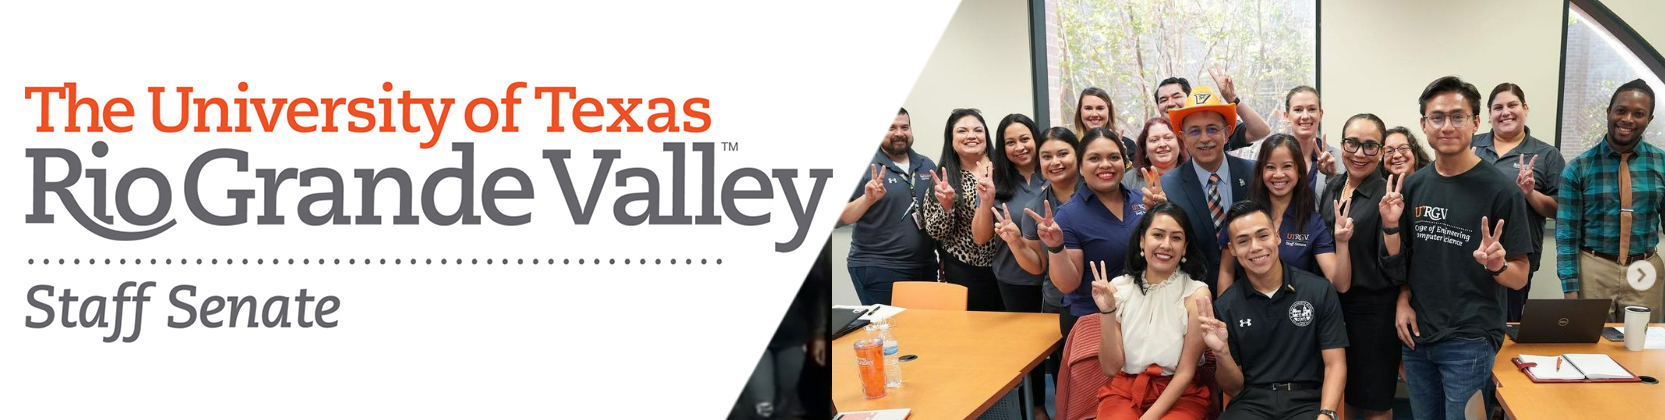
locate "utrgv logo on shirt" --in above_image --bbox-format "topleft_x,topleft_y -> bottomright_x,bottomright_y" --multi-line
1289,301 -> 1314,327
1414,205 -> 1448,222
1284,232 -> 1310,246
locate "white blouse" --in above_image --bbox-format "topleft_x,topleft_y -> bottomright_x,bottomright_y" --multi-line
1110,271 -> 1207,375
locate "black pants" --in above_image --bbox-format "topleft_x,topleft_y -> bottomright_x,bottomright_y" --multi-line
1218,387 -> 1320,420
943,256 -> 1002,311
999,282 -> 1048,408
1043,302 -> 1066,409
1506,270 -> 1536,322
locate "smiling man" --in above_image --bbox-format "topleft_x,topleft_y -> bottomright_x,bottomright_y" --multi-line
1557,79 -> 1663,322
1201,200 -> 1347,420
1151,86 -> 1256,293
1380,76 -> 1532,420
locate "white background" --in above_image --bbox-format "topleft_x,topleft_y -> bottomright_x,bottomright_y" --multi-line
0,1 -> 959,418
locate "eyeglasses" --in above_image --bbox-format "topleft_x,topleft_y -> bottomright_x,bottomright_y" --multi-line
1423,114 -> 1473,127
1185,125 -> 1224,139
1382,145 -> 1415,156
1341,138 -> 1382,156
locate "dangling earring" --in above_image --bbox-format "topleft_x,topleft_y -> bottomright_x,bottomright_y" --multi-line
1138,251 -> 1144,258
1181,257 -> 1187,263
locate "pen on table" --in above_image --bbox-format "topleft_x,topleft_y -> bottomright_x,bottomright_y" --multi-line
1556,357 -> 1562,372
863,305 -> 880,318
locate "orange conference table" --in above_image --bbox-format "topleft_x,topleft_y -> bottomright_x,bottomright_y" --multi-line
1493,323 -> 1665,420
833,309 -> 1061,420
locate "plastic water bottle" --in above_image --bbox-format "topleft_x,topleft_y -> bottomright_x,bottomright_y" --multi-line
878,320 -> 903,387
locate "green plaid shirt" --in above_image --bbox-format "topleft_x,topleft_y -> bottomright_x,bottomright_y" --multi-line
1557,138 -> 1665,292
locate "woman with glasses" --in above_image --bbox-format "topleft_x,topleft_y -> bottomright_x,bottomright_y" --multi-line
1215,133 -> 1353,294
1074,87 -> 1139,160
1381,126 -> 1432,178
1470,83 -> 1566,321
1029,128 -> 1145,343
923,108 -> 1002,311
1320,114 -> 1397,420
1125,117 -> 1187,191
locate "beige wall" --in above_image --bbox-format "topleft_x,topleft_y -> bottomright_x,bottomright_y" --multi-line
1319,0 -> 1562,148
1603,0 -> 1665,54
833,0 -> 1035,306
835,0 -> 1661,306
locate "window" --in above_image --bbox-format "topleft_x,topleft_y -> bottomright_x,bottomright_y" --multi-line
1041,0 -> 1317,136
1557,0 -> 1665,161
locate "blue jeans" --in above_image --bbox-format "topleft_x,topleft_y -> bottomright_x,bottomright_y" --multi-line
848,265 -> 935,306
1401,337 -> 1495,420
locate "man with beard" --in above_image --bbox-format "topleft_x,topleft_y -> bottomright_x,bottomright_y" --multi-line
1152,68 -> 1273,152
1148,86 -> 1256,293
840,108 -> 940,305
1558,79 -> 1663,321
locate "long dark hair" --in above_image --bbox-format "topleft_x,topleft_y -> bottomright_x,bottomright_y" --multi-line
1125,202 -> 1208,294
1249,134 -> 1316,228
993,113 -> 1040,202
939,108 -> 990,195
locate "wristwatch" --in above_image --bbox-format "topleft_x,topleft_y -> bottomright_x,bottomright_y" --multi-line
1318,409 -> 1338,420
1230,97 -> 1241,105
1046,243 -> 1065,254
1382,225 -> 1401,235
1487,261 -> 1508,276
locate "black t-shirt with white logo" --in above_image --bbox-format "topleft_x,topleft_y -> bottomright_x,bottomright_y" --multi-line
1381,162 -> 1532,350
1216,266 -> 1348,385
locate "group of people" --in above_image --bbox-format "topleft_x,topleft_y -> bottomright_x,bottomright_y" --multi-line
841,71 -> 1661,420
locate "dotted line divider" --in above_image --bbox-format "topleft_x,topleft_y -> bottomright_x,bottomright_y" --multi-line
26,258 -> 721,266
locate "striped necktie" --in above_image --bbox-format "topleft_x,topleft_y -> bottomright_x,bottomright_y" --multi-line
1207,173 -> 1224,230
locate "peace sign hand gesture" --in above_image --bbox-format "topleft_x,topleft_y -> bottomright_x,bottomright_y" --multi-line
1515,154 -> 1539,196
1089,260 -> 1118,314
991,203 -> 1024,245
1208,66 -> 1238,103
929,168 -> 956,212
1140,167 -> 1168,209
1194,293 -> 1229,355
1473,216 -> 1508,272
1317,135 -> 1339,176
975,164 -> 995,206
1380,174 -> 1406,228
862,164 -> 887,203
1332,199 -> 1355,244
1023,201 -> 1063,249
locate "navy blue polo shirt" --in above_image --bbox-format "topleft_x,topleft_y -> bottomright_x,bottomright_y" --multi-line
1218,206 -> 1335,274
1055,186 -> 1146,316
847,149 -> 938,270
1216,266 -> 1349,385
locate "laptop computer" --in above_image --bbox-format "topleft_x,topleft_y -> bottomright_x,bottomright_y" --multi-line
1505,298 -> 1613,343
831,306 -> 873,340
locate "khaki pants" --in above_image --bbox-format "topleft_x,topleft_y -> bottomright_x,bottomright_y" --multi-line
1579,251 -> 1665,322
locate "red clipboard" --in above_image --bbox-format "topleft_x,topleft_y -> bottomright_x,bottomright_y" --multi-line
1511,357 -> 1642,383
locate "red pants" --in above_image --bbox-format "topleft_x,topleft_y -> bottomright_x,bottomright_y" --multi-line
1096,365 -> 1214,420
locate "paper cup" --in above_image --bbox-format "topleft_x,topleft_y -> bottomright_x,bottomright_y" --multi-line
1624,306 -> 1651,351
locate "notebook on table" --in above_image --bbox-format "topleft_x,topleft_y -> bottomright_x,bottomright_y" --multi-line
1511,353 -> 1641,383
